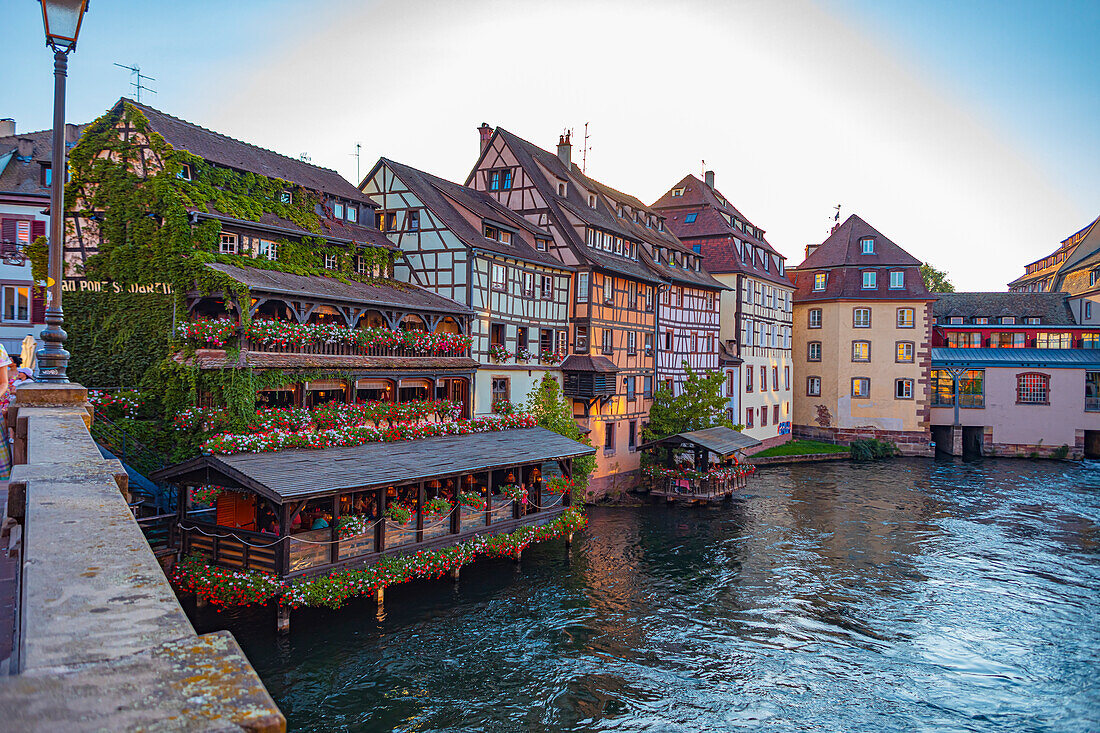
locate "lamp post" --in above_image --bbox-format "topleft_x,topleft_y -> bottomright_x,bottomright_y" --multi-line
36,0 -> 88,383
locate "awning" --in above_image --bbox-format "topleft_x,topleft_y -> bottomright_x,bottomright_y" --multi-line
152,426 -> 595,504
637,426 -> 761,457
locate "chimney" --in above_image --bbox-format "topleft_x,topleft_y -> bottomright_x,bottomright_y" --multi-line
805,244 -> 820,259
704,170 -> 714,188
478,122 -> 492,154
557,131 -> 571,168
16,138 -> 33,160
0,119 -> 13,138
65,123 -> 79,145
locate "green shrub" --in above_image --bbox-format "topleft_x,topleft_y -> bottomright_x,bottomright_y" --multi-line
1052,445 -> 1070,460
849,438 -> 898,461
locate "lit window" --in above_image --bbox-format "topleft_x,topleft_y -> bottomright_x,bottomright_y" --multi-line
852,341 -> 870,362
860,237 -> 874,254
684,213 -> 698,224
890,271 -> 904,289
1024,317 -> 1040,325
814,272 -> 826,291
219,232 -> 238,255
852,377 -> 870,398
896,342 -> 914,362
1016,373 -> 1049,404
974,317 -> 989,324
949,316 -> 963,325
502,169 -> 512,189
895,379 -> 913,399
854,308 -> 871,328
897,308 -> 915,328
489,171 -> 500,191
1,285 -> 30,322
862,271 -> 877,289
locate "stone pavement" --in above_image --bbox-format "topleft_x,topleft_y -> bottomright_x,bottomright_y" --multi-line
0,482 -> 16,670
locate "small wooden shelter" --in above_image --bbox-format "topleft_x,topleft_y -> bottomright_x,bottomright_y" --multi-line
638,426 -> 761,503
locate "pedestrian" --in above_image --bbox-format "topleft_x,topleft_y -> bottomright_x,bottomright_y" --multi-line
0,345 -> 14,479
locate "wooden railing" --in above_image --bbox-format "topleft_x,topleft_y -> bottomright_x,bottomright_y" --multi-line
180,521 -> 279,573
655,474 -> 748,499
243,338 -> 470,359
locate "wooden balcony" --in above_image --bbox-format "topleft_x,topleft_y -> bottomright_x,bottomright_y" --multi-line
243,338 -> 470,359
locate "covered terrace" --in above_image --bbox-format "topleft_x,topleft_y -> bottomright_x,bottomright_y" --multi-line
638,426 -> 760,502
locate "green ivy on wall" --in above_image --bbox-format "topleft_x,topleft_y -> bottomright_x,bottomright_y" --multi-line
64,290 -> 173,390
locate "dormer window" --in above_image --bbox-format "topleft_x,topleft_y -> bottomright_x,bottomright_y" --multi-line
974,317 -> 989,324
862,271 -> 877,289
257,240 -> 277,261
684,213 -> 698,224
860,237 -> 875,254
279,190 -> 292,204
324,253 -> 336,269
890,271 -> 904,289
219,233 -> 238,255
948,317 -> 963,325
588,194 -> 597,208
357,256 -> 368,275
658,220 -> 664,232
813,272 -> 826,291
558,182 -> 567,197
1001,316 -> 1016,325
334,202 -> 345,219
177,164 -> 192,181
536,238 -> 548,251
347,205 -> 357,223
617,206 -> 624,217
407,210 -> 420,231
672,188 -> 684,197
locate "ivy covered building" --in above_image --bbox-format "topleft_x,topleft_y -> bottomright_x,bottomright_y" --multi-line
63,98 -> 477,416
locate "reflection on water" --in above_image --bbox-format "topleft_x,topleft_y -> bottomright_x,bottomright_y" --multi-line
192,459 -> 1100,732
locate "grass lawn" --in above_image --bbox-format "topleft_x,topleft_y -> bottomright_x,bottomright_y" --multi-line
751,439 -> 849,458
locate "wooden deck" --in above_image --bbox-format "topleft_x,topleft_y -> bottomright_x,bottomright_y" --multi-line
647,475 -> 748,503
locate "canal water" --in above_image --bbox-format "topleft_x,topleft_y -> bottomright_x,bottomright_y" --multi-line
193,459 -> 1100,732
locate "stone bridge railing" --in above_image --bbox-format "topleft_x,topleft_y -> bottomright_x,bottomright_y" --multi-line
0,383 -> 284,732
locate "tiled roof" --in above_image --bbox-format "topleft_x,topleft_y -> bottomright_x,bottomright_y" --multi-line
375,158 -> 566,269
791,263 -> 930,302
798,214 -> 922,269
205,262 -> 470,314
560,354 -> 618,373
638,247 -> 727,290
118,99 -> 371,204
932,292 -> 1074,324
192,208 -> 396,251
1052,215 -> 1100,275
180,349 -> 478,371
0,124 -> 88,196
932,347 -> 1100,369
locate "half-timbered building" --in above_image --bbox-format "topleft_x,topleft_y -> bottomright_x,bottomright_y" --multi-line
466,126 -> 664,495
653,172 -> 794,450
65,98 -> 477,413
361,158 -> 572,414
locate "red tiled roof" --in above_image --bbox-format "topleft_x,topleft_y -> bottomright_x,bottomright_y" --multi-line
798,214 -> 922,268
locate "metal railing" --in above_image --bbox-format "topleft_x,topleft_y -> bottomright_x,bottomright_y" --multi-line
89,409 -> 177,515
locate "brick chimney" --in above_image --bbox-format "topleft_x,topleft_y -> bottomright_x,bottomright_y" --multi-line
0,119 -> 14,138
557,131 -> 571,168
16,138 -> 33,160
704,170 -> 714,188
65,123 -> 80,146
805,244 -> 820,259
478,122 -> 492,154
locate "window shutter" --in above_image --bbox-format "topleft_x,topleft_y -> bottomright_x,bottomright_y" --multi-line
31,287 -> 46,323
1,219 -> 15,243
30,220 -> 46,239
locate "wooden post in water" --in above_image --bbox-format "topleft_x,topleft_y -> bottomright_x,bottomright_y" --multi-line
276,603 -> 290,634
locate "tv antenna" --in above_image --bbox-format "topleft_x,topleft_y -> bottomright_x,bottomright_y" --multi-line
701,159 -> 706,178
581,122 -> 592,173
114,63 -> 156,102
833,203 -> 842,222
350,142 -> 362,182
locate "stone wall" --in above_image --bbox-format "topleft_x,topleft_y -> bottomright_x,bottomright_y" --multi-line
792,423 -> 933,457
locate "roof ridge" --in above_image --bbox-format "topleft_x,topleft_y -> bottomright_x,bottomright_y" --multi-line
122,97 -> 347,180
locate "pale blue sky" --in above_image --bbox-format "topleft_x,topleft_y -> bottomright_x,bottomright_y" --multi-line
3,0 -> 1097,290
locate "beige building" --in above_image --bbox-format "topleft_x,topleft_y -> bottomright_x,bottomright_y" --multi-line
790,215 -> 933,455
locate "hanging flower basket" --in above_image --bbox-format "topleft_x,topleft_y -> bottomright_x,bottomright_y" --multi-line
501,484 -> 526,503
458,491 -> 485,510
425,497 -> 453,517
385,502 -> 413,523
337,514 -> 372,539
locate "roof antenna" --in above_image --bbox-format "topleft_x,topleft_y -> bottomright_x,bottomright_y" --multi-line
581,122 -> 592,173
113,63 -> 156,102
350,142 -> 361,182
701,159 -> 706,178
831,204 -> 842,234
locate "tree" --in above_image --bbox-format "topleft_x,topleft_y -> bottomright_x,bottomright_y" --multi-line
642,364 -> 732,443
921,262 -> 955,293
525,375 -> 595,500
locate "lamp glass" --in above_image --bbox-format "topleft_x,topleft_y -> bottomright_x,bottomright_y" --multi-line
41,0 -> 87,48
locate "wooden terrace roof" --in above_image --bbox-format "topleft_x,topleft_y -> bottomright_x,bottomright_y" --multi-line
638,426 -> 761,457
153,427 -> 595,503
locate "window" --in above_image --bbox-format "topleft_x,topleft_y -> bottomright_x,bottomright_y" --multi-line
219,232 -> 238,255
974,317 -> 989,324
1036,332 -> 1072,349
760,405 -> 768,427
664,331 -> 673,351
1016,372 -> 1050,404
604,422 -> 616,452
376,212 -> 385,230
773,404 -> 780,424
806,341 -> 822,362
1,285 -> 30,322
808,309 -> 822,328
536,238 -> 548,251
540,275 -> 553,300
852,377 -> 870,398
1086,302 -> 1093,319
334,202 -> 345,219
1001,316 -> 1016,325
895,378 -> 913,399
949,317 -> 964,325
896,308 -> 915,328
672,187 -> 684,197
896,341 -> 914,362
627,331 -> 637,355
490,323 -> 506,347
257,240 -> 277,260
575,325 -> 589,353
684,213 -> 698,224
588,194 -> 597,208
807,376 -> 821,396
1083,333 -> 1100,349
491,263 -> 506,291
853,308 -> 871,328
502,169 -> 513,189
13,221 -> 31,244
628,281 -> 637,309
644,333 -> 653,356
746,365 -> 753,392
324,253 -> 336,269
644,376 -> 653,398
177,164 -> 192,181
492,377 -> 510,405
626,376 -> 636,401
407,210 -> 419,231
603,276 -> 613,304
784,366 -> 790,390
772,366 -> 779,390
523,272 -> 534,297
862,271 -> 877,289
852,341 -> 870,362
515,326 -> 528,356
1092,270 -> 1100,287
489,170 -> 500,191
745,407 -> 754,428
890,271 -> 904,289
279,190 -> 292,204
860,237 -> 874,254
760,365 -> 767,392
347,205 -> 357,223
577,272 -> 589,303
990,332 -> 1024,348
645,286 -> 654,312
1086,372 -> 1100,412
601,328 -> 613,355
629,421 -> 637,451
356,255 -> 368,275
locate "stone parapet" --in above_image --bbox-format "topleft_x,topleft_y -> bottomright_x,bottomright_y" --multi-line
792,424 -> 933,457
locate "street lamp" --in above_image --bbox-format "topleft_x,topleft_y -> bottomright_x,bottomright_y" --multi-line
36,0 -> 89,383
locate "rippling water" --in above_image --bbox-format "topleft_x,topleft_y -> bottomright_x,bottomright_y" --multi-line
193,459 -> 1100,732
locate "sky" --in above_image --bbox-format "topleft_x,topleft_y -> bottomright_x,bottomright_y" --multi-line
3,0 -> 1097,290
